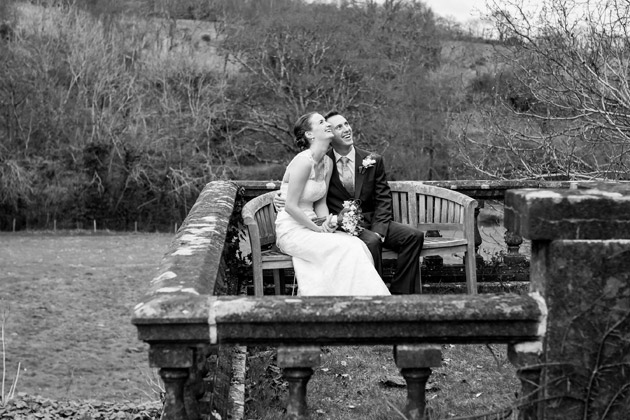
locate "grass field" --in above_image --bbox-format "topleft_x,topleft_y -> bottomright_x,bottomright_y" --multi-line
0,232 -> 172,403
1,232 -> 520,419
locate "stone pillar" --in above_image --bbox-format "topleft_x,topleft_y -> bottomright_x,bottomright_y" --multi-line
505,184 -> 630,420
160,368 -> 190,420
508,343 -> 543,420
277,345 -> 321,420
394,344 -> 442,420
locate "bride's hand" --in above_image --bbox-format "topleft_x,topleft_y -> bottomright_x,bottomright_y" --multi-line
320,214 -> 335,233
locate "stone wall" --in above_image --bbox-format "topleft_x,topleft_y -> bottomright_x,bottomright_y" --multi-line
506,184 -> 630,418
132,181 -> 243,419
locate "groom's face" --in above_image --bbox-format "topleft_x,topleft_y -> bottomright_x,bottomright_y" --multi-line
327,114 -> 354,150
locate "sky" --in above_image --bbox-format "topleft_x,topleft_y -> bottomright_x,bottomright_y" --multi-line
422,0 -> 489,22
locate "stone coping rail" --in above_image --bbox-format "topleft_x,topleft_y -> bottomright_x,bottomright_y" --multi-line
208,294 -> 546,346
236,179 -> 630,200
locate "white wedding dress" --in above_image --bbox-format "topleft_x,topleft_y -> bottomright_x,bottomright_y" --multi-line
275,150 -> 390,296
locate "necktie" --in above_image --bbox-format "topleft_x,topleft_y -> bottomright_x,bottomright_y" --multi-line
339,156 -> 354,195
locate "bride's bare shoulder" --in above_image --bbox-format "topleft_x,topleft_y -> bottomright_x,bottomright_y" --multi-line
286,153 -> 312,174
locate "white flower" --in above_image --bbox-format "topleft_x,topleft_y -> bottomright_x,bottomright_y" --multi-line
362,156 -> 376,168
340,199 -> 364,236
359,155 -> 376,173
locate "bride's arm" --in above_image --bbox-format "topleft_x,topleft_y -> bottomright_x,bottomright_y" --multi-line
313,156 -> 337,229
285,156 -> 325,232
313,156 -> 333,218
313,199 -> 329,218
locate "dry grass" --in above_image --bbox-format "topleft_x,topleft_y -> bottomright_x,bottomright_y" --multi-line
1,311 -> 20,406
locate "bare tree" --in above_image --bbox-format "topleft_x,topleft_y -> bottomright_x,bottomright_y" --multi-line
457,0 -> 630,180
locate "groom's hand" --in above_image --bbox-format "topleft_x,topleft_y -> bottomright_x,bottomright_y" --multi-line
273,192 -> 286,212
337,207 -> 350,225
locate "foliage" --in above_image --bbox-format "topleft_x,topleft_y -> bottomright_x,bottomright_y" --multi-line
10,0 -> 610,229
223,185 -> 252,295
214,0 -> 450,181
457,0 -> 630,180
0,3 -> 227,230
0,0 -> 460,231
244,347 -> 287,418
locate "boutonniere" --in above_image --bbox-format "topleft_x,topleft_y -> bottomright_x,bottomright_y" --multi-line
359,154 -> 377,174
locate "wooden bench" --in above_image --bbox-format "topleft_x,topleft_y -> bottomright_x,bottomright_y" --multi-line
241,182 -> 478,296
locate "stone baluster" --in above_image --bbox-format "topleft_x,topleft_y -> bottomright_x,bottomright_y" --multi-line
506,185 -> 630,420
277,345 -> 321,420
394,344 -> 442,420
503,229 -> 525,265
150,344 -> 195,420
160,368 -> 190,419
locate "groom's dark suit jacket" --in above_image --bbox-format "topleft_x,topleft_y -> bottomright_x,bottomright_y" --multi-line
326,147 -> 393,237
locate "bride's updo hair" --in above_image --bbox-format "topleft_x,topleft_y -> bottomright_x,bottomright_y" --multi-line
293,112 -> 317,151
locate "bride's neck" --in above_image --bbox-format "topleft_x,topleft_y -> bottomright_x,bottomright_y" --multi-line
309,143 -> 328,162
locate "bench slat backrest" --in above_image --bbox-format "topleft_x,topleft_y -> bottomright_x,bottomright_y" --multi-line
242,192 -> 278,248
389,182 -> 476,233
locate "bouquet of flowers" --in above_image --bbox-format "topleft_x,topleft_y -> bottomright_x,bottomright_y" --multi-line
338,199 -> 364,236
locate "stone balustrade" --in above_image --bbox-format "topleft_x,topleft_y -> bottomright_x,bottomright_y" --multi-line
210,293 -> 545,419
132,179 -> 630,419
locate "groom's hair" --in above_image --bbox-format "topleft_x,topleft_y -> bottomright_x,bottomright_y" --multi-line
324,110 -> 340,120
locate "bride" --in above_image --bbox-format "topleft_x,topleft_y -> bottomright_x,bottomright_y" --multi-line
275,112 -> 391,296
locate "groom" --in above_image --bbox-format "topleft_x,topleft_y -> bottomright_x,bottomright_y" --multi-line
323,111 -> 424,294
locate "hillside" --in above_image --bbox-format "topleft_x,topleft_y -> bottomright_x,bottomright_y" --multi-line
14,2 -> 502,84
15,2 -> 237,74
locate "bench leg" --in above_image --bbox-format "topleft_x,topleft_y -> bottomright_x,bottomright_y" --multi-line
394,344 -> 442,420
464,249 -> 477,294
254,267 -> 264,297
272,269 -> 286,295
415,258 -> 423,294
290,273 -> 298,296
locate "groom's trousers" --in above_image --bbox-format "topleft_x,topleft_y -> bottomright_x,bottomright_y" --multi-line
359,221 -> 424,294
